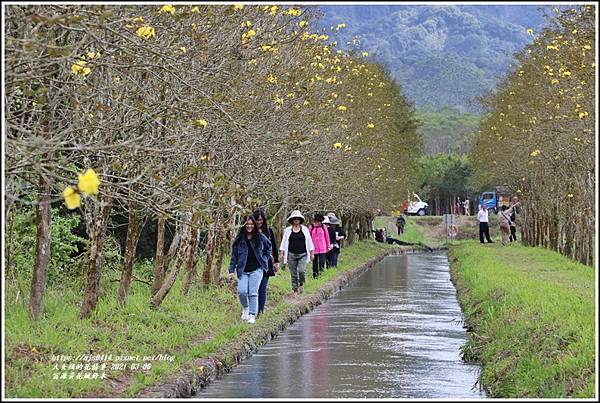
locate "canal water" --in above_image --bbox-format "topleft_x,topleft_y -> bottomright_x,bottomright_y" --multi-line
197,252 -> 485,399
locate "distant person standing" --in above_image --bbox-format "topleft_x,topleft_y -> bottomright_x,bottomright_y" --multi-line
463,199 -> 470,216
396,214 -> 406,234
497,202 -> 520,246
477,204 -> 494,244
455,197 -> 462,216
509,196 -> 520,242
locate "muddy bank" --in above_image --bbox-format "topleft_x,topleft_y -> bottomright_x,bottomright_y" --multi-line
135,247 -> 439,398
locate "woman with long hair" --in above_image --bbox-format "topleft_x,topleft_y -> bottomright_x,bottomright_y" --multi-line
228,215 -> 272,324
252,209 -> 280,318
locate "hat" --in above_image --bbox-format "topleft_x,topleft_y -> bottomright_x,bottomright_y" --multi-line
322,216 -> 330,224
313,212 -> 325,222
287,210 -> 305,224
329,217 -> 340,225
327,212 -> 337,219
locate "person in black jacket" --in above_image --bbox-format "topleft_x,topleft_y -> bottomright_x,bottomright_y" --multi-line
328,215 -> 345,267
253,209 -> 280,319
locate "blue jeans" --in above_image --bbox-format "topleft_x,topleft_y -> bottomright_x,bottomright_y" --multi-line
331,247 -> 340,267
258,273 -> 269,315
237,269 -> 264,315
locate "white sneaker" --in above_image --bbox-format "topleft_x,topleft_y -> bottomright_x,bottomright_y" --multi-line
247,314 -> 256,324
241,307 -> 249,321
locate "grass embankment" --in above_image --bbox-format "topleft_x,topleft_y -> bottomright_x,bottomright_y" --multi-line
4,240 -> 388,398
449,241 -> 596,398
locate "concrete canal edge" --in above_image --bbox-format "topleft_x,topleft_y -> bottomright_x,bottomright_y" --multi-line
135,246 -> 446,398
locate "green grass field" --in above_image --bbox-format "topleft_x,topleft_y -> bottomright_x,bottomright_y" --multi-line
449,241 -> 596,397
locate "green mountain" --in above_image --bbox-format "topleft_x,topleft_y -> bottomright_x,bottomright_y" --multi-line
317,5 -> 549,114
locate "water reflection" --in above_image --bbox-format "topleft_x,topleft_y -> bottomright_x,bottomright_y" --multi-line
198,253 -> 485,399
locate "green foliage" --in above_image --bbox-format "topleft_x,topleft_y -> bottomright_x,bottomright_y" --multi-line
415,107 -> 480,155
5,208 -> 88,284
318,5 -> 548,113
416,154 -> 475,214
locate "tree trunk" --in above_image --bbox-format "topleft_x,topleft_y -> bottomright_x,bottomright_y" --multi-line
117,200 -> 147,305
182,226 -> 199,295
80,193 -> 112,319
29,174 -> 52,320
213,227 -> 227,286
202,227 -> 216,286
150,216 -> 190,307
151,215 -> 166,295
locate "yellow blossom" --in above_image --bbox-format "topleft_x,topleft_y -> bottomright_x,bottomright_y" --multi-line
266,74 -> 277,84
159,5 -> 175,14
78,169 -> 100,195
583,44 -> 592,50
530,149 -> 541,157
86,51 -> 100,59
179,47 -> 187,53
362,51 -> 369,57
551,79 -> 559,85
191,6 -> 200,13
193,119 -> 208,128
367,123 -> 375,129
64,187 -> 81,209
71,60 -> 91,76
299,20 -> 308,28
338,105 -> 347,111
133,16 -> 144,23
578,111 -> 588,119
527,28 -> 533,35
333,142 -> 342,149
136,25 -> 156,39
233,4 -> 244,10
567,193 -> 574,198
274,96 -> 284,105
561,71 -> 571,77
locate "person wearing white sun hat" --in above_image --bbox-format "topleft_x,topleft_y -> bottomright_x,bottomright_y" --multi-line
279,210 -> 314,293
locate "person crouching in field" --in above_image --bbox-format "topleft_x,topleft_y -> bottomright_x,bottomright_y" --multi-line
279,210 -> 315,294
228,215 -> 272,324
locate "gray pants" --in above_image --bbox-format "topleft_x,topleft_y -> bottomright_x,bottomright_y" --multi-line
287,252 -> 308,291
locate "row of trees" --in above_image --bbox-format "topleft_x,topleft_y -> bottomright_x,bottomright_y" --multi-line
4,4 -> 422,319
472,5 -> 595,265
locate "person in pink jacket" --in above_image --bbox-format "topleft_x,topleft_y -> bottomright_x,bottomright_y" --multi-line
308,212 -> 331,278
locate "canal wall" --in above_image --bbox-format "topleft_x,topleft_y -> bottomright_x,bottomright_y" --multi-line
136,247 -> 442,398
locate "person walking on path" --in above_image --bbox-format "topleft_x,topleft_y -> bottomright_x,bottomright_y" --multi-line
396,214 -> 406,234
509,196 -> 520,242
328,215 -> 345,268
279,210 -> 314,294
497,202 -> 520,246
477,204 -> 494,244
228,215 -> 272,324
463,199 -> 470,216
253,209 -> 280,319
323,215 -> 337,269
308,212 -> 331,278
455,197 -> 462,216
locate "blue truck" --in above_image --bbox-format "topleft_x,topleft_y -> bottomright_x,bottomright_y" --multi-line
478,187 -> 511,214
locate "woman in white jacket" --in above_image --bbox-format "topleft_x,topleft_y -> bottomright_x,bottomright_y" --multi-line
279,210 -> 315,293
